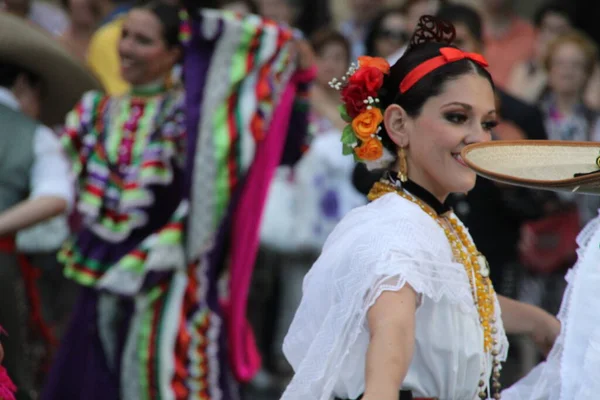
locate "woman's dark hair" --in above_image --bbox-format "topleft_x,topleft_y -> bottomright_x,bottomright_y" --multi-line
137,1 -> 181,48
376,15 -> 494,155
364,8 -> 407,57
310,29 -> 352,64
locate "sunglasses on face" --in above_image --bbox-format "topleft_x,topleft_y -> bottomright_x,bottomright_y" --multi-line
377,29 -> 409,42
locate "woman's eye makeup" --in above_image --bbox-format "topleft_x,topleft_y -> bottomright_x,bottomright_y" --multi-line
482,120 -> 499,131
443,106 -> 498,131
444,112 -> 468,124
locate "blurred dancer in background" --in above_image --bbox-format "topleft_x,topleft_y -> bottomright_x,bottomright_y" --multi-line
41,1 -> 311,399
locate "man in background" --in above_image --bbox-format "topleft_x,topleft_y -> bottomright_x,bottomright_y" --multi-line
339,0 -> 384,59
481,0 -> 536,88
0,13 -> 100,398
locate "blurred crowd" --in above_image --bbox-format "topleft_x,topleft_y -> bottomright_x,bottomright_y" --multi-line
1,0 -> 600,399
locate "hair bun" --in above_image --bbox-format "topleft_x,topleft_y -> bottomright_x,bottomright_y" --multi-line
408,15 -> 456,50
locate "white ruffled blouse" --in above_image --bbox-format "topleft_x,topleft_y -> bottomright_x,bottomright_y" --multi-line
281,192 -> 508,400
502,214 -> 600,400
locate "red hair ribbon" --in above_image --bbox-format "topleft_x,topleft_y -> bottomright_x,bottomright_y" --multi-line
399,47 -> 489,93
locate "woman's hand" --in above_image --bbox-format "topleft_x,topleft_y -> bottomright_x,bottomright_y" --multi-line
529,310 -> 561,356
498,295 -> 561,356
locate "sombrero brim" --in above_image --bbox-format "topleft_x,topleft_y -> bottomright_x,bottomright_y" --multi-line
461,140 -> 600,195
0,12 -> 103,126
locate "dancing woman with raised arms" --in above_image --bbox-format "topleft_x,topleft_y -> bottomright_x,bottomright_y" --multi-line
281,16 -> 560,400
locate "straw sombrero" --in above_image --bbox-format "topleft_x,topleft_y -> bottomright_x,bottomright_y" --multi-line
0,12 -> 102,126
461,140 -> 600,195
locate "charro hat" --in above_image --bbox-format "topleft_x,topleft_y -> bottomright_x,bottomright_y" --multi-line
461,140 -> 600,195
0,12 -> 102,126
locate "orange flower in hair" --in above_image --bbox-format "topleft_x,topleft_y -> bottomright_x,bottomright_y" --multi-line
358,56 -> 391,74
352,108 -> 383,141
354,138 -> 384,161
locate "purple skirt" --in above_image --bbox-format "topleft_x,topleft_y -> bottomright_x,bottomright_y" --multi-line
41,282 -> 239,400
41,288 -> 123,400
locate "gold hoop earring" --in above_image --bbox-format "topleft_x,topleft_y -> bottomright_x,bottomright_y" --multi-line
398,147 -> 408,183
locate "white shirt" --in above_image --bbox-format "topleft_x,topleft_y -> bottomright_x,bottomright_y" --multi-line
0,87 -> 73,208
339,19 -> 367,61
503,214 -> 600,400
281,193 -> 509,400
260,130 -> 366,252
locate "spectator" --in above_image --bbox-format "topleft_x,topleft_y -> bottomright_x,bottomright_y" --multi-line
310,29 -> 351,132
339,0 -> 384,59
541,31 -> 600,156
364,8 -> 409,60
404,0 -> 446,32
1,0 -> 69,36
506,2 -> 573,105
386,0 -> 444,64
482,0 -> 536,88
540,31 -> 600,161
59,0 -> 102,61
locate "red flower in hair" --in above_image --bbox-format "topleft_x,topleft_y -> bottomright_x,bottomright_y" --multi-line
341,83 -> 375,118
349,67 -> 385,93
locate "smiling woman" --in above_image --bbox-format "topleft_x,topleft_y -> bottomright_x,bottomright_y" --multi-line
281,15 -> 560,400
118,2 -> 181,86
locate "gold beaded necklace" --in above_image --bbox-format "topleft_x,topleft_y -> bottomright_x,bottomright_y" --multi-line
368,180 -> 503,400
